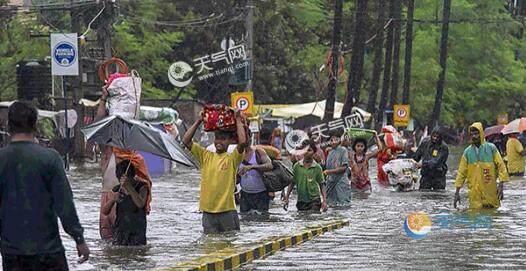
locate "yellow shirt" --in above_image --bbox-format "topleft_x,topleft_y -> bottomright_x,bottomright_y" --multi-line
506,138 -> 525,174
191,143 -> 243,213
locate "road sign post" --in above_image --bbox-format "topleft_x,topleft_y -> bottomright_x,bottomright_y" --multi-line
51,33 -> 79,170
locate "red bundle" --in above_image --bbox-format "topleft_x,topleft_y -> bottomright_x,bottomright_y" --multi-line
383,133 -> 405,151
202,104 -> 237,132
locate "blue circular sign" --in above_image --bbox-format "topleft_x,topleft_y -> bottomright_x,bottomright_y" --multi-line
53,42 -> 76,67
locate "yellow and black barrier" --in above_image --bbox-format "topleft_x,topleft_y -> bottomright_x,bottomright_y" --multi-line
164,219 -> 349,271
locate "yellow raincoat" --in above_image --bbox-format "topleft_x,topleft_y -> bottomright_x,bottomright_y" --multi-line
455,122 -> 509,209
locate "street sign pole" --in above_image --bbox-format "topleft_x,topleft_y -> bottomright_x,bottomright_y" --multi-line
63,77 -> 69,170
51,33 -> 78,170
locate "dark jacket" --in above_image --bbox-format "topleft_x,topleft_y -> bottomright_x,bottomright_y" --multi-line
0,141 -> 85,255
414,128 -> 449,177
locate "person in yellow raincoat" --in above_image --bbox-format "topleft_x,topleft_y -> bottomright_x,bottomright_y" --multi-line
454,122 -> 509,209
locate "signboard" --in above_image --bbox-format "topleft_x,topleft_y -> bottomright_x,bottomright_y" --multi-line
231,91 -> 254,116
497,113 -> 508,125
394,104 -> 410,127
249,120 -> 260,133
50,33 -> 79,76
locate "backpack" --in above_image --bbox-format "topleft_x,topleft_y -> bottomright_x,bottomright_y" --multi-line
255,149 -> 293,192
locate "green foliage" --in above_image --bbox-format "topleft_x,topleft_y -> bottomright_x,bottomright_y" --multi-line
1,0 -> 526,129
113,0 -> 183,99
0,13 -> 49,100
409,0 -> 526,127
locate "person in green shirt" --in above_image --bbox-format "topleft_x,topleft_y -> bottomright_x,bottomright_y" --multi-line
183,109 -> 247,234
283,141 -> 327,212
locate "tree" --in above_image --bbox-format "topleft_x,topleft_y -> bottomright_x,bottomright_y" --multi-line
377,0 -> 395,129
367,0 -> 387,124
402,0 -> 415,104
323,0 -> 343,122
389,0 -> 402,109
429,0 -> 451,127
342,0 -> 368,116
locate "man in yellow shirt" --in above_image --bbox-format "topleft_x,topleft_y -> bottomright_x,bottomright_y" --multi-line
506,133 -> 526,176
183,111 -> 247,234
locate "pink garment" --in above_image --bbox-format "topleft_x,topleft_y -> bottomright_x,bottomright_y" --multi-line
106,73 -> 127,86
99,147 -> 118,239
99,191 -> 116,239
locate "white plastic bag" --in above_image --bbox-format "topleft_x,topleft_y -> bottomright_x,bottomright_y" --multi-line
382,159 -> 418,186
107,70 -> 142,119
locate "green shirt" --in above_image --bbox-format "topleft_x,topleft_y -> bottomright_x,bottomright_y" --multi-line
293,160 -> 324,203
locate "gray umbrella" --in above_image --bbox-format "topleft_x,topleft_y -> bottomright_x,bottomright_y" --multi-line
82,115 -> 197,168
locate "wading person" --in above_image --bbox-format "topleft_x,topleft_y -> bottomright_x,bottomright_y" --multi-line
454,123 -> 509,209
95,88 -> 153,240
377,137 -> 395,185
283,142 -> 327,212
102,160 -> 150,246
183,111 -> 247,234
324,132 -> 352,206
349,135 -> 381,193
505,132 -> 526,176
0,102 -> 90,270
237,144 -> 273,215
413,127 -> 449,190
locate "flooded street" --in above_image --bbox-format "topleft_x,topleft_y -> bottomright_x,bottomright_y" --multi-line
242,148 -> 526,270
9,147 -> 526,270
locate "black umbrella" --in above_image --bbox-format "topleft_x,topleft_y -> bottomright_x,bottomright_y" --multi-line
82,115 -> 197,168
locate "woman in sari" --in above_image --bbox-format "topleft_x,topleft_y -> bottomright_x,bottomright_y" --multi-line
324,133 -> 352,206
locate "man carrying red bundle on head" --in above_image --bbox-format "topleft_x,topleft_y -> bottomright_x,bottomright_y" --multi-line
183,105 -> 248,234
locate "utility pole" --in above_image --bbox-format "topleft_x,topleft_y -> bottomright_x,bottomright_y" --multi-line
97,0 -> 116,61
402,0 -> 415,104
245,0 -> 254,92
323,0 -> 343,122
71,2 -> 85,160
430,0 -> 452,127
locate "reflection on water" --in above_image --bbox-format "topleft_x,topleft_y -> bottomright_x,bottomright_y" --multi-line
3,147 -> 526,270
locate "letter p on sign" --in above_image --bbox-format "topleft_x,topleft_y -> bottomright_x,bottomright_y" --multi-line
231,91 -> 254,116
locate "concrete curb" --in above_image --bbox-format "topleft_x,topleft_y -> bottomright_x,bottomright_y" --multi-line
163,219 -> 349,271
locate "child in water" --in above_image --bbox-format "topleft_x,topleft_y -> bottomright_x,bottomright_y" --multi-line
349,134 -> 381,192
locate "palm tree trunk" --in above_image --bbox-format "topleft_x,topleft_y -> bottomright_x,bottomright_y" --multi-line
367,0 -> 387,123
430,0 -> 452,127
342,0 -> 368,116
376,0 -> 395,130
402,0 -> 415,104
324,0 -> 343,122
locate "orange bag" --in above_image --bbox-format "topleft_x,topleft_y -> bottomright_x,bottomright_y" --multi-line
113,148 -> 153,215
